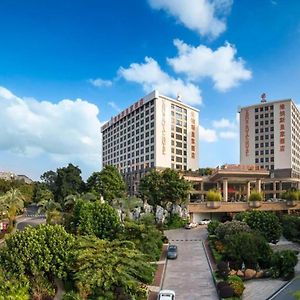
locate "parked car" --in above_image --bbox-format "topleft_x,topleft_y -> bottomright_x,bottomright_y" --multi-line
157,289 -> 176,300
199,219 -> 211,225
167,245 -> 178,259
185,222 -> 198,229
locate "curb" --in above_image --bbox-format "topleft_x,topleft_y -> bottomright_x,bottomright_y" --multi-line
266,278 -> 295,300
202,240 -> 220,299
160,244 -> 169,289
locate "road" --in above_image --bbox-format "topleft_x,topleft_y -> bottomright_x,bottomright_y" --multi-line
16,204 -> 46,230
163,227 -> 218,300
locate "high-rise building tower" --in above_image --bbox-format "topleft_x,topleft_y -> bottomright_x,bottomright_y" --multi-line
240,96 -> 300,178
101,90 -> 199,194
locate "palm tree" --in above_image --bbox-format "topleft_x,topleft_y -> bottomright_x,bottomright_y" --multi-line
38,198 -> 62,224
0,188 -> 24,228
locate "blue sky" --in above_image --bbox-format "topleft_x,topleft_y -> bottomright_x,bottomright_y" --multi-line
1,0 -> 300,180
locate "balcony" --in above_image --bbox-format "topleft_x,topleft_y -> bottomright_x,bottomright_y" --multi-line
188,201 -> 300,213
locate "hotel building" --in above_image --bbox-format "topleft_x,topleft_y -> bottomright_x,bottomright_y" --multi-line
101,90 -> 199,194
240,97 -> 300,179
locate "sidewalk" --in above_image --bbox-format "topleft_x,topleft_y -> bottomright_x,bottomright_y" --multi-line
148,244 -> 168,300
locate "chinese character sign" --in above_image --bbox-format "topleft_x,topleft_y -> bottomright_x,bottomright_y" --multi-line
279,104 -> 285,152
245,110 -> 250,157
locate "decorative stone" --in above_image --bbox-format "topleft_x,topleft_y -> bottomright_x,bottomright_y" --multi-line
143,201 -> 153,214
132,207 -> 141,220
229,270 -> 237,276
244,269 -> 256,279
255,270 -> 264,278
237,270 -> 244,277
171,204 -> 182,217
181,207 -> 189,219
165,202 -> 173,212
155,205 -> 165,223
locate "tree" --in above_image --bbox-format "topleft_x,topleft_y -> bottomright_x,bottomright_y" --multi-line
139,169 -> 164,206
68,199 -> 122,240
0,188 -> 24,228
38,198 -> 62,224
40,170 -> 57,194
70,236 -> 154,299
55,164 -> 85,204
0,224 -> 75,295
119,220 -> 163,261
86,166 -> 126,202
139,169 -> 191,207
235,211 -> 282,244
0,268 -> 29,300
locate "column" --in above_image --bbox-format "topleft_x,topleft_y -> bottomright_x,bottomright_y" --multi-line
273,181 -> 277,199
246,181 -> 251,201
279,181 -> 283,193
256,179 -> 261,193
200,181 -> 204,201
223,178 -> 228,202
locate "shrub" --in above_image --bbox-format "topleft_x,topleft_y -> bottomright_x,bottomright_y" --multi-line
235,211 -> 282,244
164,213 -> 187,229
228,275 -> 245,297
207,220 -> 220,235
206,190 -> 222,202
215,220 -> 251,241
281,215 -> 300,241
282,190 -> 299,201
214,240 -> 225,253
217,261 -> 229,280
224,232 -> 272,269
271,250 -> 298,280
218,284 -> 234,298
248,190 -> 263,201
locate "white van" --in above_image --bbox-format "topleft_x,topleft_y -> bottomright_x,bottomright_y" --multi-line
157,290 -> 175,300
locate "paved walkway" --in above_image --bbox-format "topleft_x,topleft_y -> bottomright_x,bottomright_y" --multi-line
163,228 -> 218,300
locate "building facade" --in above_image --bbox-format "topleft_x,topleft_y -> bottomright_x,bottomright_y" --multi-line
101,90 -> 199,194
240,98 -> 300,178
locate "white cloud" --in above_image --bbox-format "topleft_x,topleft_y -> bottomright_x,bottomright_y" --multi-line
108,101 -> 121,112
118,57 -> 202,105
0,86 -> 101,169
199,125 -> 217,143
148,0 -> 233,38
89,78 -> 112,87
219,131 -> 238,139
168,39 -> 252,91
212,118 -> 235,128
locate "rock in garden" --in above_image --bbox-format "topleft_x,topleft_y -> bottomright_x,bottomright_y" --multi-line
244,269 -> 256,279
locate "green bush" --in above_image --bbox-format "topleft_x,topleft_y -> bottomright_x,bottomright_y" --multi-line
215,221 -> 251,241
206,190 -> 222,201
235,211 -> 282,244
207,220 -> 221,235
119,221 -> 163,261
228,275 -> 245,297
248,190 -> 263,201
164,213 -> 187,229
224,232 -> 272,269
282,215 -> 300,242
271,250 -> 298,280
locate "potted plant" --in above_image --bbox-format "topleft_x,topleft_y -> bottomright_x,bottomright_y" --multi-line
248,190 -> 263,208
206,190 -> 222,209
282,190 -> 299,207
